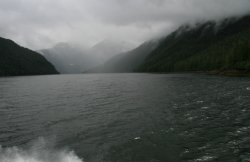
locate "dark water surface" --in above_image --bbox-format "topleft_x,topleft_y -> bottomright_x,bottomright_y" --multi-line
0,74 -> 250,162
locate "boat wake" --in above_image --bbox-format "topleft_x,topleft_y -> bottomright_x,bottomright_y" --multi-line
0,138 -> 84,162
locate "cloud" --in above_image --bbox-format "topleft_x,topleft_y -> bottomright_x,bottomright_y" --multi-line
0,0 -> 249,49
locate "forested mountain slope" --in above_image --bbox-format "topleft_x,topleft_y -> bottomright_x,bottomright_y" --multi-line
138,16 -> 250,73
0,37 -> 58,76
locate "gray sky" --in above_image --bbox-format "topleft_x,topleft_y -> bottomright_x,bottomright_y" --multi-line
0,0 -> 250,50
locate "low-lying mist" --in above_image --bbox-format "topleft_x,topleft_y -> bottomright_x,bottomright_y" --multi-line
1,0 -> 249,50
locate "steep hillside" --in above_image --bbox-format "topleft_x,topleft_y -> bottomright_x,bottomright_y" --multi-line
138,16 -> 250,74
0,37 -> 58,76
87,41 -> 157,73
88,39 -> 135,63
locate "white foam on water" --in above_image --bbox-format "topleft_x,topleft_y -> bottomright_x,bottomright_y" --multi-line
0,138 -> 84,162
196,155 -> 215,161
247,87 -> 250,90
201,106 -> 209,110
241,109 -> 247,112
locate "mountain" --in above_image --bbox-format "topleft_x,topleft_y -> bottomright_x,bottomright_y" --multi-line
40,40 -> 135,74
88,39 -> 135,63
87,41 -> 158,73
40,43 -> 99,74
137,16 -> 250,74
0,37 -> 58,76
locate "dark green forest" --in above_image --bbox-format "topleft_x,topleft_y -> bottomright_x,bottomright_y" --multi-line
138,16 -> 250,74
0,37 -> 58,76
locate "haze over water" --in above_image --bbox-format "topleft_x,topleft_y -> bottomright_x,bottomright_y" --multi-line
0,74 -> 250,162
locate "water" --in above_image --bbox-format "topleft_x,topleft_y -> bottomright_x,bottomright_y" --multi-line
0,74 -> 250,162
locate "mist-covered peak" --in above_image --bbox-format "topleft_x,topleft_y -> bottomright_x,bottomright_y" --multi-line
92,39 -> 135,52
138,14 -> 250,73
53,42 -> 71,49
173,15 -> 250,38
39,43 -> 99,74
89,39 -> 136,62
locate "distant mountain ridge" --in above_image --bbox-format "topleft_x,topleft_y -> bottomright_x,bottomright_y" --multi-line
40,40 -> 135,74
87,41 -> 158,73
40,43 -> 98,74
0,37 -> 58,76
137,15 -> 250,73
89,39 -> 135,63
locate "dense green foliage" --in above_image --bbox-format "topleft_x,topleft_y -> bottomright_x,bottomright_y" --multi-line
0,37 -> 59,76
138,16 -> 250,72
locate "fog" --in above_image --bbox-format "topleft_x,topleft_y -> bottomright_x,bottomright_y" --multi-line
0,0 -> 249,50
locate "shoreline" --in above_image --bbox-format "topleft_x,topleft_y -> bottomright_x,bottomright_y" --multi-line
142,69 -> 250,77
206,69 -> 250,77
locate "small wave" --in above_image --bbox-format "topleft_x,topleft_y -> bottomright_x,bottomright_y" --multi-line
0,138 -> 84,162
195,155 -> 215,161
134,137 -> 141,140
201,106 -> 209,110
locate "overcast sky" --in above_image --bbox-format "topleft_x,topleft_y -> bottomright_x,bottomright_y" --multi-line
0,0 -> 250,50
